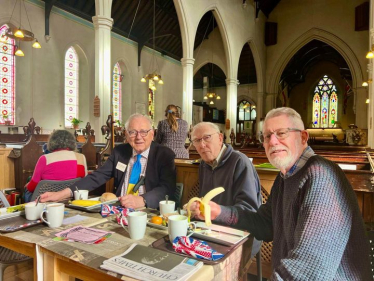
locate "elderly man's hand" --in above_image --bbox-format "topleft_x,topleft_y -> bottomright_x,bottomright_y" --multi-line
184,201 -> 221,221
40,188 -> 72,202
119,195 -> 145,209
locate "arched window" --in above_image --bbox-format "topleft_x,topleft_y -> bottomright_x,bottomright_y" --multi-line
64,47 -> 79,128
312,75 -> 338,128
236,100 -> 256,139
112,62 -> 122,124
0,24 -> 16,125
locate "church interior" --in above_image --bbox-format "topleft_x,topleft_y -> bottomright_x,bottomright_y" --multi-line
0,0 -> 373,280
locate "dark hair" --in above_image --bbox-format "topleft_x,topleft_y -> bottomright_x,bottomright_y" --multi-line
48,130 -> 77,152
165,104 -> 179,132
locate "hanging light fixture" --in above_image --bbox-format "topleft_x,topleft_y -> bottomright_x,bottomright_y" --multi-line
203,16 -> 220,104
14,41 -> 24,56
140,0 -> 164,89
4,0 -> 41,57
366,45 -> 374,59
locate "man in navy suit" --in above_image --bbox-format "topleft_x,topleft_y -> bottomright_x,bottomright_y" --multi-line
40,114 -> 176,209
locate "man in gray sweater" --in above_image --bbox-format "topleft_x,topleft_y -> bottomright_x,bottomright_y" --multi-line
188,122 -> 262,257
244,107 -> 371,280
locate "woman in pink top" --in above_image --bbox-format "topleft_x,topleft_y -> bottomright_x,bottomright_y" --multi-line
24,130 -> 87,202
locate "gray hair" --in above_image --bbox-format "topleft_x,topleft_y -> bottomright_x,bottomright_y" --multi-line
48,130 -> 77,152
191,122 -> 220,138
125,113 -> 153,130
264,107 -> 305,130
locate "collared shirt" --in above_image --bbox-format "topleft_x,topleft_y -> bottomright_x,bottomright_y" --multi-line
206,144 -> 227,169
121,147 -> 150,196
282,146 -> 315,179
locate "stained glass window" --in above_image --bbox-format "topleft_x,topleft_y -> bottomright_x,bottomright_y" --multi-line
0,24 -> 15,125
237,100 -> 256,121
64,47 -> 79,128
148,80 -> 155,124
312,94 -> 320,126
112,62 -> 122,125
311,75 -> 338,128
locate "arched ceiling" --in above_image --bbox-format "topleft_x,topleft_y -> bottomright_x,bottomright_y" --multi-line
281,39 -> 352,92
43,0 -> 279,87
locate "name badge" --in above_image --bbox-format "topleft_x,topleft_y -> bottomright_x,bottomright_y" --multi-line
116,162 -> 127,172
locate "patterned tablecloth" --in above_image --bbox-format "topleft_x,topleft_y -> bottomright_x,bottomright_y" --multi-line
0,208 -> 253,281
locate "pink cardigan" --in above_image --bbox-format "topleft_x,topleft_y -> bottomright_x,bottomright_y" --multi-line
26,150 -> 87,192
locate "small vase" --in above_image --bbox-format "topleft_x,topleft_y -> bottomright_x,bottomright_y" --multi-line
73,124 -> 79,129
4,120 -> 11,126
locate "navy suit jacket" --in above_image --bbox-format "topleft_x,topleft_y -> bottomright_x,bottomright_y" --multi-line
70,142 -> 176,209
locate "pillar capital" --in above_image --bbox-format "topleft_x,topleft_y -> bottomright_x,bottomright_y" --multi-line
92,16 -> 113,29
181,58 -> 195,66
225,78 -> 239,86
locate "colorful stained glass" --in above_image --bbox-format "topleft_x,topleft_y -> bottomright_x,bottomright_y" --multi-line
64,47 -> 79,127
321,92 -> 329,128
0,24 -> 15,125
311,75 -> 338,128
312,93 -> 320,126
112,62 -> 122,125
329,92 -> 338,126
148,80 -> 155,124
237,100 -> 256,121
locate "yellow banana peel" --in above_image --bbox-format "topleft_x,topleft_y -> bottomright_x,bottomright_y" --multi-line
186,187 -> 224,226
71,200 -> 101,207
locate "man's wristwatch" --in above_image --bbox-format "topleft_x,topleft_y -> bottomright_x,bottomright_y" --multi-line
142,197 -> 147,208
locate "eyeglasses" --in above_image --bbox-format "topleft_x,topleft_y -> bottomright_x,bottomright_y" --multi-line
191,132 -> 218,145
259,128 -> 302,143
127,129 -> 152,138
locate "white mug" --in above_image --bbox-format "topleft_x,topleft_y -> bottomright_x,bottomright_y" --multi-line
120,211 -> 147,240
159,200 -> 175,216
40,203 -> 65,228
25,202 -> 45,221
168,215 -> 196,242
74,190 -> 89,200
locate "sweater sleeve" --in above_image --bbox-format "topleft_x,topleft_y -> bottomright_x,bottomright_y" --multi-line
214,156 -> 262,230
273,162 -> 356,280
26,155 -> 47,192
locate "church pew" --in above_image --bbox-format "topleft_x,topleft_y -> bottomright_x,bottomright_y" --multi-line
6,118 -> 43,193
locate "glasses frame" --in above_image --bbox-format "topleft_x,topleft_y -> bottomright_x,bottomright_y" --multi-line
190,132 -> 219,146
127,128 -> 153,138
259,128 -> 302,143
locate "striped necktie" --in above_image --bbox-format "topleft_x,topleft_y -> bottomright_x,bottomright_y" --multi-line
127,154 -> 142,195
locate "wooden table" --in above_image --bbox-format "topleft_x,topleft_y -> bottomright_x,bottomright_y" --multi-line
0,208 -> 253,281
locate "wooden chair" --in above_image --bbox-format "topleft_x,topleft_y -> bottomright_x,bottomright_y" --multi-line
248,186 -> 273,280
175,183 -> 184,209
30,178 -> 80,201
0,191 -> 32,281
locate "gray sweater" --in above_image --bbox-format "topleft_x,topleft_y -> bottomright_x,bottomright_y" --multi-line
243,155 -> 371,280
199,145 -> 262,256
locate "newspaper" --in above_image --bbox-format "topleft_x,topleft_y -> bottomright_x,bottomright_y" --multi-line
100,243 -> 203,281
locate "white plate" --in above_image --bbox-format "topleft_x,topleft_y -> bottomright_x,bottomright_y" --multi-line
191,222 -> 250,246
69,197 -> 118,210
147,219 -> 167,230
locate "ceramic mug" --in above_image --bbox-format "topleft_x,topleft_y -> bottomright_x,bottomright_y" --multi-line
25,202 -> 45,220
74,190 -> 89,200
168,215 -> 196,242
120,211 -> 147,240
159,200 -> 175,216
40,203 -> 65,228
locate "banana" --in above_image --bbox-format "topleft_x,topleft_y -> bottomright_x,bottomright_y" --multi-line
71,200 -> 101,207
186,187 -> 225,226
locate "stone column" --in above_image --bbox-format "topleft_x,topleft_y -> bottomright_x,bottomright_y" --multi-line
226,78 -> 239,142
265,93 -> 277,113
92,0 -> 113,142
368,0 -> 374,148
256,92 -> 265,136
355,86 -> 368,129
181,58 -> 195,125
